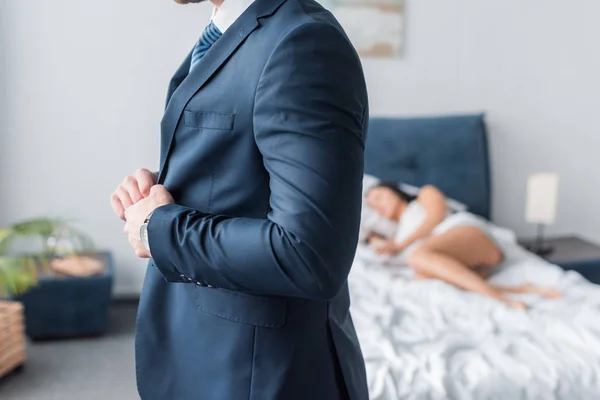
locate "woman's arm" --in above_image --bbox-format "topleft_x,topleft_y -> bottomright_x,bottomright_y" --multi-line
398,185 -> 447,247
376,185 -> 447,255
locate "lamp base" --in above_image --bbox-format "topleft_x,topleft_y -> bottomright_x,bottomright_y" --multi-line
525,243 -> 555,257
525,223 -> 555,257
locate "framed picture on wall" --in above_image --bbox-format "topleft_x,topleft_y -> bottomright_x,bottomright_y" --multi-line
324,0 -> 405,58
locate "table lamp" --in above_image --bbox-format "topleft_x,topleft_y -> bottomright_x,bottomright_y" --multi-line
525,172 -> 559,256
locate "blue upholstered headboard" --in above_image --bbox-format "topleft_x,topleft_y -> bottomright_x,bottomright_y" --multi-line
364,114 -> 491,220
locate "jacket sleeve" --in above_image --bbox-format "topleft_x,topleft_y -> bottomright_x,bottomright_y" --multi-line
147,21 -> 369,300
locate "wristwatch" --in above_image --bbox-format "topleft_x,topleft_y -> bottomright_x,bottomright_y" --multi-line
140,212 -> 154,250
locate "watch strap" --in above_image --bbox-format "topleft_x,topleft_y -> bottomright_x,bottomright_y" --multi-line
140,211 -> 154,250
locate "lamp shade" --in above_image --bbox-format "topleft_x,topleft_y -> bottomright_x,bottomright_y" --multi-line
525,173 -> 559,225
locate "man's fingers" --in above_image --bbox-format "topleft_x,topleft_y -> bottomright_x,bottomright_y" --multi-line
134,168 -> 158,197
149,184 -> 167,196
111,193 -> 126,220
116,186 -> 134,210
111,168 -> 156,222
122,176 -> 144,204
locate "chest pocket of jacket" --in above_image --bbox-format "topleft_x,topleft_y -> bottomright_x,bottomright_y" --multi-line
183,110 -> 235,132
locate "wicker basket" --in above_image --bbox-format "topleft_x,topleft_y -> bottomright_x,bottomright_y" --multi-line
0,301 -> 26,378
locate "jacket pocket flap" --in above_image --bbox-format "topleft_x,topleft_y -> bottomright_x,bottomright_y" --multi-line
183,111 -> 235,130
194,286 -> 287,329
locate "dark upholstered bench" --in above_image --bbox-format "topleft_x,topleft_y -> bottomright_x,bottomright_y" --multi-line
15,252 -> 114,340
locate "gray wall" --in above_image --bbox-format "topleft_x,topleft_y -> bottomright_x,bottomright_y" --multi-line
361,0 -> 600,243
0,1 -> 212,294
0,3 -> 9,226
1,0 -> 599,295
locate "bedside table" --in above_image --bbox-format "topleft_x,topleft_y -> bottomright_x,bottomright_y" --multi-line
518,236 -> 600,284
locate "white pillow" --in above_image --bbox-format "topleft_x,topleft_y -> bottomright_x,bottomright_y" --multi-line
359,174 -> 469,241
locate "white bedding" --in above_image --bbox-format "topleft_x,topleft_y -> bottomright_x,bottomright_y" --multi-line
349,235 -> 600,400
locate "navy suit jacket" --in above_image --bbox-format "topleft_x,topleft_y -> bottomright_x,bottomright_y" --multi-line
135,0 -> 369,398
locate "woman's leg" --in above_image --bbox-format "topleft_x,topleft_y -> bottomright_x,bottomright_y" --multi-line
492,283 -> 562,298
407,226 -> 527,309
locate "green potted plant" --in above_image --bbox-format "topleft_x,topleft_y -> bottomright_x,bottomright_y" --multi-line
0,218 -> 94,297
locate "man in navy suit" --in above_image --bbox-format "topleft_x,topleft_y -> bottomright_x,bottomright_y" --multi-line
112,0 -> 368,398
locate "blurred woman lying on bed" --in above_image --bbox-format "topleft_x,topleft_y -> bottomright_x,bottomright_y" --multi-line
365,182 -> 561,310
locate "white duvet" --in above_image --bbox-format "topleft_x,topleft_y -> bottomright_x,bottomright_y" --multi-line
349,237 -> 600,400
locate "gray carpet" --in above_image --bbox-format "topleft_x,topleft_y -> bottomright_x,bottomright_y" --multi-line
0,302 -> 139,400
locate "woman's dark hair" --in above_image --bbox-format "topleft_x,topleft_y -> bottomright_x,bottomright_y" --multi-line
370,181 -> 417,203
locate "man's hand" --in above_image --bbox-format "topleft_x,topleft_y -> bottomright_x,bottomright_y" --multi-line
128,235 -> 152,259
111,168 -> 158,221
124,185 -> 175,258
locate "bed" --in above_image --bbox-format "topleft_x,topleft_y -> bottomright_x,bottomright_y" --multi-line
350,115 -> 600,400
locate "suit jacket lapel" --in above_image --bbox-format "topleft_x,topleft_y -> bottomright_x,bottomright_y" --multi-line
158,0 -> 287,182
165,49 -> 193,109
